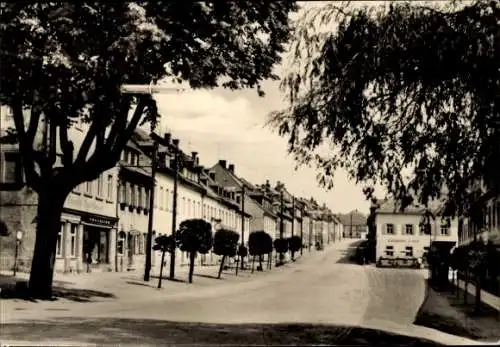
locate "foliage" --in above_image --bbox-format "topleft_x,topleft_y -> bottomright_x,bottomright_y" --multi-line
273,238 -> 289,253
177,219 -> 213,254
269,0 -> 499,217
0,1 -> 298,295
288,235 -> 302,253
152,234 -> 176,253
213,229 -> 239,257
237,244 -> 248,258
1,1 -> 298,194
248,231 -> 273,256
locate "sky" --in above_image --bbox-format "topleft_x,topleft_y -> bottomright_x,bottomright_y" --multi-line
147,1 -> 450,215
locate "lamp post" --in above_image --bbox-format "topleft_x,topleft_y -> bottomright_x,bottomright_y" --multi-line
240,185 -> 246,270
169,138 -> 180,280
300,203 -> 304,256
144,132 -> 171,282
13,231 -> 23,276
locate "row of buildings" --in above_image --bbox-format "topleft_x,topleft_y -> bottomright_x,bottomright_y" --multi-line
0,116 -> 344,275
373,186 -> 500,265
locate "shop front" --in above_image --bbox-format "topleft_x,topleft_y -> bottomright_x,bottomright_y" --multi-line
81,213 -> 118,273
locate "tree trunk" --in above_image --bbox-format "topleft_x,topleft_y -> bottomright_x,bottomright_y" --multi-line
475,273 -> 481,313
464,269 -> 469,303
218,255 -> 226,279
259,255 -> 263,271
251,255 -> 255,273
291,250 -> 295,262
28,191 -> 66,299
157,250 -> 166,289
188,252 -> 196,283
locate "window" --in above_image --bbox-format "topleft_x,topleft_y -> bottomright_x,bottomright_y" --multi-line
1,152 -> 22,184
385,245 -> 394,257
96,173 -> 103,197
56,224 -> 63,256
138,187 -> 143,209
405,224 -> 414,235
70,224 -> 77,257
159,187 -> 164,210
106,175 -> 113,200
385,224 -> 394,235
405,246 -> 413,257
145,189 -> 150,209
419,223 -> 428,235
165,189 -> 169,211
86,180 -> 93,195
130,184 -> 136,206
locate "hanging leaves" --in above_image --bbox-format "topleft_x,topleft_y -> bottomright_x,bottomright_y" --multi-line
269,1 -> 499,216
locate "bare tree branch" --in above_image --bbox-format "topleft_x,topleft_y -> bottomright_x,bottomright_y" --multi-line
74,118 -> 100,167
58,119 -> 74,167
10,99 -> 41,191
106,96 -> 132,151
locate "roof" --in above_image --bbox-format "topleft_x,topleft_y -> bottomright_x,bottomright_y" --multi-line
375,198 -> 443,215
336,210 -> 367,226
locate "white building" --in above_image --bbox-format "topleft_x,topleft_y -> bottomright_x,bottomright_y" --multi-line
375,199 -> 459,265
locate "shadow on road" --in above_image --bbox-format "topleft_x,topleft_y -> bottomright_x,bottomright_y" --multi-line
1,317 -> 445,346
336,240 -> 365,265
193,273 -> 222,280
150,275 -> 187,284
0,275 -> 114,302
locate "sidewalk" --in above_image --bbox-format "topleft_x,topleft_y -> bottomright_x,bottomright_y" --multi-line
1,245 -> 341,324
454,278 -> 500,312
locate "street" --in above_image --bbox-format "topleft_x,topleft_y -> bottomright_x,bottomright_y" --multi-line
0,241 -> 484,346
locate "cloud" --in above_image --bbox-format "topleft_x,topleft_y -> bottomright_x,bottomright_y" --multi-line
149,85 -> 379,215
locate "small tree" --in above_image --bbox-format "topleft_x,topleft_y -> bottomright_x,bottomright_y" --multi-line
234,244 -> 248,275
273,238 -> 289,266
213,229 -> 239,279
177,219 -> 213,283
288,235 -> 302,262
152,234 -> 175,289
249,231 -> 273,272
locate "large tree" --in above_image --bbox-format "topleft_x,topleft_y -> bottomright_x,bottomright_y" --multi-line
0,2 -> 297,298
270,0 -> 499,216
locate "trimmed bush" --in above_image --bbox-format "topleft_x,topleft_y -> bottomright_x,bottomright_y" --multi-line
213,229 -> 239,279
177,219 -> 213,283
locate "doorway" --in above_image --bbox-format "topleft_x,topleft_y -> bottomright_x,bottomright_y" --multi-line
83,226 -> 109,268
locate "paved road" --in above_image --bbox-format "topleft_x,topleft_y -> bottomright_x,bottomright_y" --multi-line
1,240 -> 483,346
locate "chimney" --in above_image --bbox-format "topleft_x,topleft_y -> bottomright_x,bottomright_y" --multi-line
195,157 -> 199,166
265,179 -> 270,190
163,133 -> 171,145
191,151 -> 198,160
218,160 -> 227,169
228,164 -> 234,173
172,138 -> 180,147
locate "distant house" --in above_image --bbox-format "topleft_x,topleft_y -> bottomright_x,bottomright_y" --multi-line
374,198 -> 458,267
337,210 -> 368,239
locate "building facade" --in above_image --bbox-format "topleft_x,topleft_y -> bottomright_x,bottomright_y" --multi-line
337,210 -> 368,238
0,111 -> 119,274
375,199 -> 459,266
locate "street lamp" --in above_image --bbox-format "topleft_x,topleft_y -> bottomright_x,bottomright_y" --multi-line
120,83 -> 186,95
13,231 -> 23,276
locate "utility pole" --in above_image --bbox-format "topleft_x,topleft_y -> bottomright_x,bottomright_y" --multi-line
143,139 -> 158,282
240,185 -> 246,270
291,196 -> 295,237
300,204 -> 304,256
169,138 -> 180,279
280,189 -> 284,239
350,212 -> 353,238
